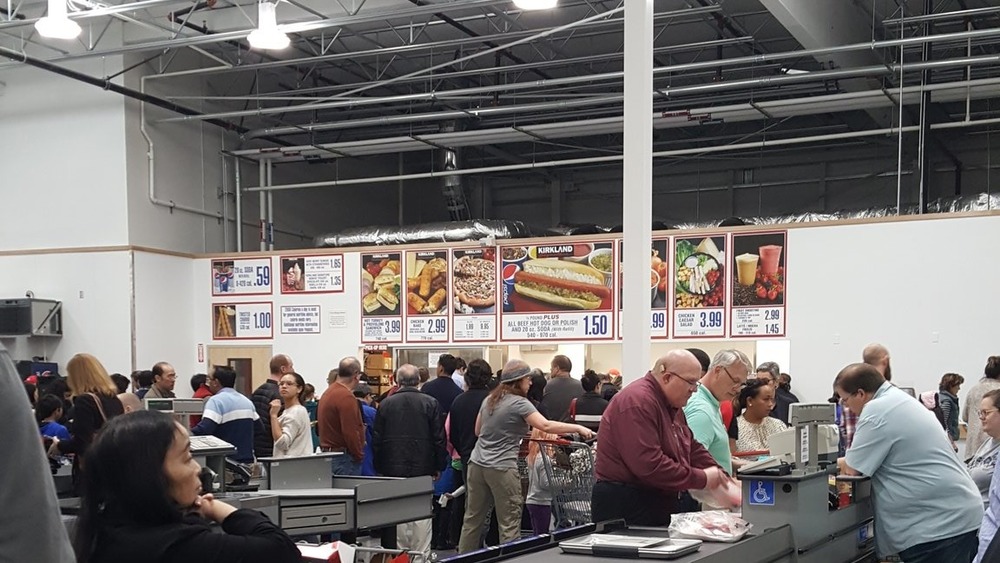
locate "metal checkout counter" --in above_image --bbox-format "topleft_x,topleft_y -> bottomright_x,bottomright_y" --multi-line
60,397 -> 433,544
440,403 -> 875,563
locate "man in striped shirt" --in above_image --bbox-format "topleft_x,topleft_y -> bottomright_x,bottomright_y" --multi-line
192,365 -> 264,464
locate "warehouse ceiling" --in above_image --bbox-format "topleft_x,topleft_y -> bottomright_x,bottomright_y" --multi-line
4,0 -> 1000,175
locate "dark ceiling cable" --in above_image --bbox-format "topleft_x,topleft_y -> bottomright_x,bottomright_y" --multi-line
406,0 -> 553,81
0,45 -> 290,146
0,6 -> 25,20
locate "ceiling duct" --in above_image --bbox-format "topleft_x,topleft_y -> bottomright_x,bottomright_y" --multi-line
314,219 -> 531,248
440,122 -> 471,222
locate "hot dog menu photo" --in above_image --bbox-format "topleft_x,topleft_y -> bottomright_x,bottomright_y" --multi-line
404,250 -> 449,342
673,235 -> 727,338
500,242 -> 615,341
360,252 -> 403,343
730,231 -> 786,337
452,247 -> 497,342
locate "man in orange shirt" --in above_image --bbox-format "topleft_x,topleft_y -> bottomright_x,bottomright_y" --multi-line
319,356 -> 366,475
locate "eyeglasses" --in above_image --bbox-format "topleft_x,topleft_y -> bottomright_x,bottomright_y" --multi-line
838,391 -> 858,406
980,408 -> 998,419
721,366 -> 746,387
667,371 -> 701,391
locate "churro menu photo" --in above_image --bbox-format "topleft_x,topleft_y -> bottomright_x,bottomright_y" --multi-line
212,302 -> 273,340
730,231 -> 786,337
499,242 -> 615,341
404,250 -> 449,342
360,252 -> 403,343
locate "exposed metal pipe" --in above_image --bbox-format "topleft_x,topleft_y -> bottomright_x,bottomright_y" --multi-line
245,94 -> 623,139
917,0 -> 933,214
258,161 -> 266,252
157,28 -> 1000,124
229,54 -> 1000,143
266,161 -> 274,251
235,156 -> 243,252
883,5 -> 1000,26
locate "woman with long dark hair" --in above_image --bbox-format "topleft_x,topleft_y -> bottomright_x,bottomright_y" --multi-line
73,410 -> 299,563
269,372 -> 313,457
457,360 -> 593,553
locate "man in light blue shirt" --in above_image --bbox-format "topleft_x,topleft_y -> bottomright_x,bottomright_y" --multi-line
837,363 -> 981,563
976,458 -> 1000,563
684,349 -> 751,475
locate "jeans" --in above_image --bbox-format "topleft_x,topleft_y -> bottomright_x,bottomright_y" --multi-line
898,530 -> 978,563
330,454 -> 362,476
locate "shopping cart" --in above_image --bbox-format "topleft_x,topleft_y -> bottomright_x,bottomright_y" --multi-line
530,437 -> 597,527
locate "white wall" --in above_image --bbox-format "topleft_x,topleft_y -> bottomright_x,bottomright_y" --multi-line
787,214 -> 1000,407
0,61 -> 129,251
133,251 -> 198,397
0,251 -> 133,374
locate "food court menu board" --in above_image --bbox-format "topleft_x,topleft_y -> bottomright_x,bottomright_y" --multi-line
278,254 -> 344,294
360,253 -> 403,343
211,258 -> 273,296
404,250 -> 449,342
730,231 -> 787,337
452,247 -> 498,342
617,239 -> 670,338
212,302 -> 273,340
500,242 -> 615,341
673,235 -> 727,338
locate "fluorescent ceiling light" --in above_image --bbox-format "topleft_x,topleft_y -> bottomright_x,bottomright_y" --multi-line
35,0 -> 81,40
248,1 -> 290,50
780,67 -> 810,75
513,0 -> 558,10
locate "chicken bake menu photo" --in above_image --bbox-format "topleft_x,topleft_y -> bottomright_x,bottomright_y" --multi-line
499,242 -> 616,341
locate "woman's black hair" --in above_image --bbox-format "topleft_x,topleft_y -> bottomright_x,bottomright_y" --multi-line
24,382 -> 36,407
285,372 -> 306,403
109,373 -> 129,394
736,379 -> 772,415
35,394 -> 63,424
527,373 -> 547,403
986,356 -> 1000,380
74,410 -> 185,563
465,359 -> 493,389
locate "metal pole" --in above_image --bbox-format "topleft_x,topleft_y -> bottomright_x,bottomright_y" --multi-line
259,160 -> 267,252
917,0 -> 933,214
622,0 -> 653,385
235,157 -> 243,252
896,10 -> 906,215
266,161 -> 275,251
398,153 -> 405,226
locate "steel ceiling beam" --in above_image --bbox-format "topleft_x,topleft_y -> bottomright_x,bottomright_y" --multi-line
0,0 -> 198,30
0,0 -> 510,66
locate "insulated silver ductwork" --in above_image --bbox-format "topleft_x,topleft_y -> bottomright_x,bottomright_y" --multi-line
314,219 -> 531,248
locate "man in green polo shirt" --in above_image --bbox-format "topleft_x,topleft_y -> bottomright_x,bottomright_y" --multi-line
683,349 -> 751,475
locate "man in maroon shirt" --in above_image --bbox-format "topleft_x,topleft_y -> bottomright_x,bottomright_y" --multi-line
592,349 -> 729,526
319,356 -> 366,475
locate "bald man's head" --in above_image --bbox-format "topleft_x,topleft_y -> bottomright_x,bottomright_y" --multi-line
117,392 -> 143,414
862,344 -> 891,381
653,349 -> 702,378
338,356 -> 362,378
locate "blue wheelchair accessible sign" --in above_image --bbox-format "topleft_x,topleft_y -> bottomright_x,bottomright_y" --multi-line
748,480 -> 775,506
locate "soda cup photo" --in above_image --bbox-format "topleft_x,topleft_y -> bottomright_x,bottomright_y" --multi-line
502,263 -> 520,312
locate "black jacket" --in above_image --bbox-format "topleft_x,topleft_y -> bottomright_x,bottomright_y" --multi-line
251,380 -> 281,458
90,509 -> 299,563
421,376 -> 463,414
449,387 -> 490,466
572,392 -> 609,431
373,387 -> 447,477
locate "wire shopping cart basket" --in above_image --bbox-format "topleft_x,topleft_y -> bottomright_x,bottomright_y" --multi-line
531,438 -> 596,527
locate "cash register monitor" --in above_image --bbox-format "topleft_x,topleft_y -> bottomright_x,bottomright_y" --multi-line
766,424 -> 840,462
144,398 -> 205,415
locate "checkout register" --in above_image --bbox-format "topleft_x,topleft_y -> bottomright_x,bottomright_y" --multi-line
442,403 -> 875,563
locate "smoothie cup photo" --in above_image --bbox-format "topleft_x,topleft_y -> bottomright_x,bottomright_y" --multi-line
735,253 -> 759,286
758,245 -> 783,275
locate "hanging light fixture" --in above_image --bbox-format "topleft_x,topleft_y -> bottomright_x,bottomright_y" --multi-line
512,0 -> 557,10
247,0 -> 290,50
35,0 -> 82,40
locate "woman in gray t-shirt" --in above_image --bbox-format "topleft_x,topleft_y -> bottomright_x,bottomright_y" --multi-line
968,389 -> 1000,507
457,360 -> 593,553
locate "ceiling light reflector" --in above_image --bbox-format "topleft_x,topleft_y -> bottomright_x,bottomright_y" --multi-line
513,0 -> 557,10
35,0 -> 81,40
248,1 -> 290,50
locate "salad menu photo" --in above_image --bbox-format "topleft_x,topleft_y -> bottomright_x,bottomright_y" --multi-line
674,236 -> 726,309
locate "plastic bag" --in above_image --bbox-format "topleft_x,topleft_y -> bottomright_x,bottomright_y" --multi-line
688,478 -> 742,509
668,510 -> 752,543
